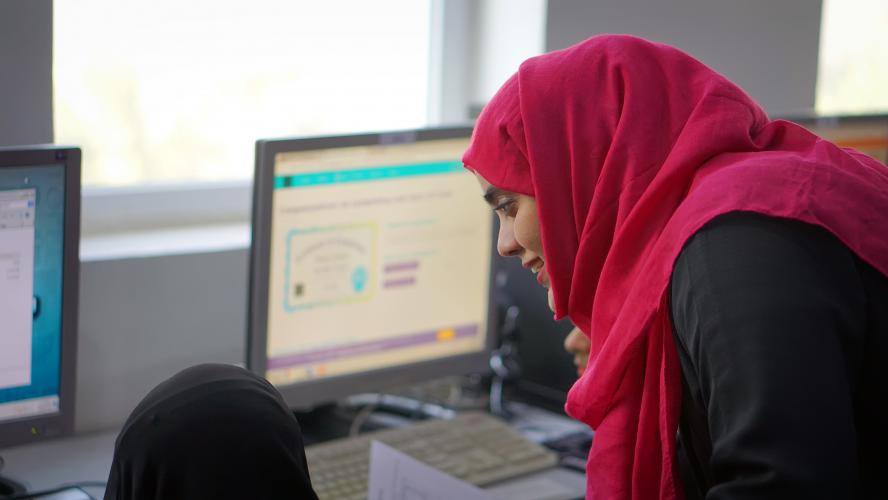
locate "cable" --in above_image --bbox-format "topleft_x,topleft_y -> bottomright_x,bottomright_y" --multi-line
70,486 -> 97,500
3,481 -> 106,500
348,398 -> 381,437
74,486 -> 98,500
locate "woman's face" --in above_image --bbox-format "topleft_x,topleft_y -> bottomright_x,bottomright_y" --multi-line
475,173 -> 554,308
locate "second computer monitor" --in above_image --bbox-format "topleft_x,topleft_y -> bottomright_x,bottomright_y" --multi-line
248,127 -> 497,409
0,146 -> 80,449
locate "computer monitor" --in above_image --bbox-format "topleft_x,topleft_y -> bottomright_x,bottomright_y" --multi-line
248,127 -> 497,410
788,113 -> 888,165
0,146 -> 80,449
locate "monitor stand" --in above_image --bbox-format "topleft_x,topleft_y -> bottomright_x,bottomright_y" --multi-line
0,476 -> 26,497
344,393 -> 455,420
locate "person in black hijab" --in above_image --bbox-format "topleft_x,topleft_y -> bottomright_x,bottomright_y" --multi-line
105,363 -> 318,499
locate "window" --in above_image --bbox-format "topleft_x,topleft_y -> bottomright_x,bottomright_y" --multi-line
816,0 -> 888,115
54,1 -> 432,187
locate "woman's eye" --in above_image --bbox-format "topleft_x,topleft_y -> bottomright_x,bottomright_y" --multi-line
494,200 -> 515,215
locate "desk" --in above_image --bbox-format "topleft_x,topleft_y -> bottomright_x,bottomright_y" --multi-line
0,405 -> 587,499
1,430 -> 117,498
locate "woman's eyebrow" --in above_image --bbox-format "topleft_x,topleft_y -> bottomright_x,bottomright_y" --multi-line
483,186 -> 508,206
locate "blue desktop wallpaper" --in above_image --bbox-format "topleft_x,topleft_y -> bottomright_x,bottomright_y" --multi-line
0,164 -> 65,406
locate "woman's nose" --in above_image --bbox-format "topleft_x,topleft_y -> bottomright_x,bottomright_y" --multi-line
496,219 -> 522,257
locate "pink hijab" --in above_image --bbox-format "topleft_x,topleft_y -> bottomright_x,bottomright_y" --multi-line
463,35 -> 888,499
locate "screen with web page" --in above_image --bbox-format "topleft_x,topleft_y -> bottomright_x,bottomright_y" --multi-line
264,137 -> 493,387
0,165 -> 64,423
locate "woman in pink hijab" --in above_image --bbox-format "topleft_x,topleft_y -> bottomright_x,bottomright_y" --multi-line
464,35 -> 888,499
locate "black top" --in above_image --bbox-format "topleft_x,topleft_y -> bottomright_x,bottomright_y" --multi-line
669,212 -> 888,500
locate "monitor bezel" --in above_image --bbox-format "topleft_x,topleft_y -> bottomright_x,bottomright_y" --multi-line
0,145 -> 80,448
247,126 -> 500,410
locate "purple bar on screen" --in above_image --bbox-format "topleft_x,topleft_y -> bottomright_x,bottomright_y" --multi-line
267,323 -> 479,370
384,261 -> 420,273
383,277 -> 416,288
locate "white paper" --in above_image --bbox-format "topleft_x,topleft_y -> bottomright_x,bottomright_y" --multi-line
367,440 -> 494,500
485,468 -> 587,500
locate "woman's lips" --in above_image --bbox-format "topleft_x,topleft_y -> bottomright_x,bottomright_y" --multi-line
536,266 -> 550,287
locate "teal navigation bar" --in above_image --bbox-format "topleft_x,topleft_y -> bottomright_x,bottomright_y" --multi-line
274,160 -> 463,189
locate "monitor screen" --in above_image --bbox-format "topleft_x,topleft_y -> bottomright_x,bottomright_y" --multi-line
0,147 -> 79,445
249,128 -> 496,408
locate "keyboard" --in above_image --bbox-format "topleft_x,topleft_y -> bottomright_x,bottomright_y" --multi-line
305,411 -> 559,500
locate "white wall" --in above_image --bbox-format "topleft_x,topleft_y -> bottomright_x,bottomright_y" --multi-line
545,0 -> 823,116
76,249 -> 248,432
0,0 -> 53,145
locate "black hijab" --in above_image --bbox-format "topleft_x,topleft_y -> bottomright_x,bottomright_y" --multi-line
105,363 -> 318,499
